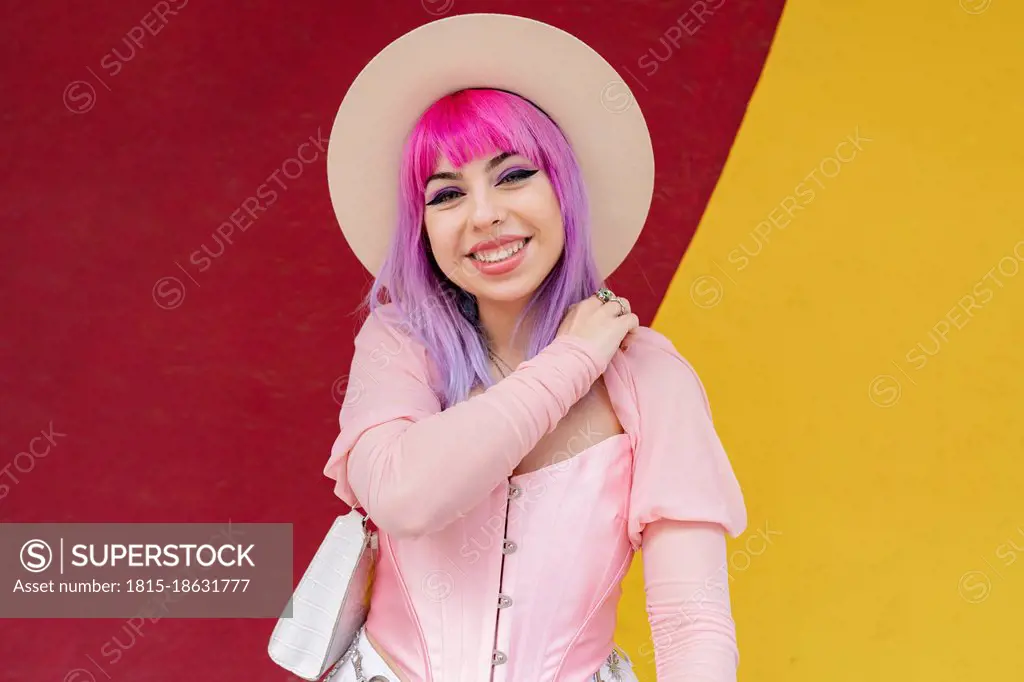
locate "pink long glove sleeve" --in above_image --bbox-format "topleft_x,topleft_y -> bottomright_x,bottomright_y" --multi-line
325,308 -> 605,537
642,519 -> 738,681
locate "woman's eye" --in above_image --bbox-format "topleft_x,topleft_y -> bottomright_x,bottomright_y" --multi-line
498,168 -> 539,185
426,189 -> 462,206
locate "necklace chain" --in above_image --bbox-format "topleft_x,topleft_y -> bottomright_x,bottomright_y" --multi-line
486,344 -> 514,378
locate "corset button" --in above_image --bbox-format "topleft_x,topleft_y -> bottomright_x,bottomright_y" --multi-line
497,593 -> 513,608
492,649 -> 508,665
508,482 -> 522,499
502,539 -> 517,554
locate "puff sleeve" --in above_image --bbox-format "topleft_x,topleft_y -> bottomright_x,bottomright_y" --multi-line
323,303 -> 606,537
625,328 -> 747,551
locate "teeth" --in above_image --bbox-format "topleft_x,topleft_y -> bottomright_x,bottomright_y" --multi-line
471,239 -> 527,263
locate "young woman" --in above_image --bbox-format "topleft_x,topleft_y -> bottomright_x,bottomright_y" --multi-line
321,14 -> 746,682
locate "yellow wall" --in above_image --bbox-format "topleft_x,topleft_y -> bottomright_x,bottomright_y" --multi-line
616,1 -> 1024,679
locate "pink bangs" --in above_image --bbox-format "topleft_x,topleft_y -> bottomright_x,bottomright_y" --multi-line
404,88 -> 559,193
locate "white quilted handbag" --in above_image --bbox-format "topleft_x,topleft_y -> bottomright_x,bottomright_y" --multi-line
268,513 -> 379,680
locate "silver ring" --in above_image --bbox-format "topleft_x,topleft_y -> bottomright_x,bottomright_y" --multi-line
613,298 -> 627,316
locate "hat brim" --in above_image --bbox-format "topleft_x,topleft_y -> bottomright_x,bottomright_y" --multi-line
327,13 -> 654,279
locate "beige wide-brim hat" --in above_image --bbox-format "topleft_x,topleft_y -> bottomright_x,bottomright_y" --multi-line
327,13 -> 654,279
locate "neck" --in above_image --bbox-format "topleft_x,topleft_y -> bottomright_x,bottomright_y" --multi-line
476,296 -> 533,367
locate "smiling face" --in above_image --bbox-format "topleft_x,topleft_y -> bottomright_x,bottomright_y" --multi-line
422,150 -> 565,304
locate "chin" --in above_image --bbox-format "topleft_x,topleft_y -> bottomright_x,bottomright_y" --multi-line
476,290 -> 535,305
470,273 -> 547,305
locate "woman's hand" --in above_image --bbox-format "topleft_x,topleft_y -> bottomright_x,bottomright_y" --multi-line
556,293 -> 640,368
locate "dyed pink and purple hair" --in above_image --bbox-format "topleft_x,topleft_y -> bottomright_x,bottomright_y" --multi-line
364,88 -> 602,408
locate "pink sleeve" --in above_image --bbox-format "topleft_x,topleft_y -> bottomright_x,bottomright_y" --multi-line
642,520 -> 738,681
626,328 -> 747,551
323,305 -> 604,537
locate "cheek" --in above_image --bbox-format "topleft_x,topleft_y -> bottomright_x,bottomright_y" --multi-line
539,226 -> 566,266
529,186 -> 564,238
533,195 -> 565,249
424,217 -> 474,284
424,219 -> 458,263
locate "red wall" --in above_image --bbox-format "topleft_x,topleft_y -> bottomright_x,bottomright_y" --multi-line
0,1 -> 783,678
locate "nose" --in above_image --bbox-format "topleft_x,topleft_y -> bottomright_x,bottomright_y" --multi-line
469,188 -> 505,231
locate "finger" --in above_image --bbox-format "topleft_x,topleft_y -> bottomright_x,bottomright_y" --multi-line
619,321 -> 639,349
619,313 -> 640,331
609,298 -> 631,318
597,298 -> 627,318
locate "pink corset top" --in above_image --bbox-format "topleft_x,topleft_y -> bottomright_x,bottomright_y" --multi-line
366,433 -> 634,681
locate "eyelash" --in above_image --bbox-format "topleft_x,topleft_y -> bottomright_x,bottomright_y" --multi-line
426,168 -> 539,207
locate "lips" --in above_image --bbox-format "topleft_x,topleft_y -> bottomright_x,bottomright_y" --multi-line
467,235 -> 531,257
465,236 -> 532,276
468,237 -> 531,263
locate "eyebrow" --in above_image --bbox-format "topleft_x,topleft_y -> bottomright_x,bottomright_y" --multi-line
424,151 -> 516,187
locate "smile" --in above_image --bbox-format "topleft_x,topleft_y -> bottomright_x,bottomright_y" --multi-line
469,237 -> 531,263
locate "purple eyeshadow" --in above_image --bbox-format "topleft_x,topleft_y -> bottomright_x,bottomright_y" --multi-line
498,166 -> 533,182
427,187 -> 455,204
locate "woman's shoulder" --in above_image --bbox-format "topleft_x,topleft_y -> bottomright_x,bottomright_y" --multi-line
356,302 -> 425,343
352,302 -> 433,369
619,326 -> 714,415
358,301 -> 401,330
621,326 -> 694,372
